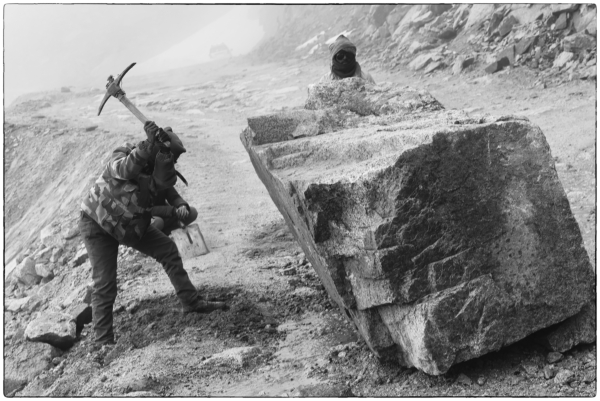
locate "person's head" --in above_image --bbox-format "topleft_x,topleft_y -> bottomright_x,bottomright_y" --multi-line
329,35 -> 358,76
162,127 -> 186,164
142,128 -> 186,175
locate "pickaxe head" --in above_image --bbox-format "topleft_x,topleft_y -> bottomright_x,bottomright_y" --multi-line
97,62 -> 137,116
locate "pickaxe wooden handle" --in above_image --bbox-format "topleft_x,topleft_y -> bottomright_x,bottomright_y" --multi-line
98,62 -> 170,147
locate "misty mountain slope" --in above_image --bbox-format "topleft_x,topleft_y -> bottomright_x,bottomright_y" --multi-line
249,4 -> 597,85
5,4 -> 233,104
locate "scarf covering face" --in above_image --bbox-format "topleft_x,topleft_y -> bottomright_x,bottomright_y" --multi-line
329,35 -> 362,79
151,128 -> 187,190
163,127 -> 186,162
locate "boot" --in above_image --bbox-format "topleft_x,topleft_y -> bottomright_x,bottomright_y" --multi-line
183,300 -> 228,313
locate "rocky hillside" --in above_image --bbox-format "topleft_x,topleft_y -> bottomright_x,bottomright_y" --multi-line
251,4 -> 597,85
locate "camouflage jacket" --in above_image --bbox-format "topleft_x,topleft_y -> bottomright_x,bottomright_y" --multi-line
81,141 -> 157,243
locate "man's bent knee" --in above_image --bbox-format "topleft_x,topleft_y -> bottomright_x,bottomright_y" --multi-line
151,216 -> 165,231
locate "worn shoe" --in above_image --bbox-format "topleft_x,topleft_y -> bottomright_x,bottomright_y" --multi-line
183,300 -> 228,313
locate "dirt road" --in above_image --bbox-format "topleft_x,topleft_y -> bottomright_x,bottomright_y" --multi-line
12,56 -> 596,396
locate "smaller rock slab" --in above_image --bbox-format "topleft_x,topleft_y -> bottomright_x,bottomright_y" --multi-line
25,312 -> 77,350
14,257 -> 41,286
202,346 -> 261,368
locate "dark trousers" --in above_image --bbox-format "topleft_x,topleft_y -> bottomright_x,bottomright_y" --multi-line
79,212 -> 199,344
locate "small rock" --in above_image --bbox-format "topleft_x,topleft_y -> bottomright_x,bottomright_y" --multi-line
72,248 -> 89,267
6,296 -> 32,312
554,369 -> 575,385
14,257 -> 42,286
456,373 -> 472,386
66,303 -> 93,331
477,376 -> 486,386
63,226 -> 80,240
553,52 -> 575,68
516,36 -> 537,55
25,312 -> 77,350
201,346 -> 262,368
554,12 -> 568,30
583,371 -> 596,383
293,384 -> 354,397
35,263 -> 53,278
424,61 -> 444,74
50,247 -> 63,263
34,247 -> 53,264
485,58 -> 510,74
126,300 -> 141,314
497,14 -> 518,37
409,54 -> 434,71
498,45 -> 516,66
40,225 -> 65,248
547,351 -> 564,364
452,56 -> 475,75
521,362 -> 538,375
281,266 -> 297,276
122,391 -> 160,397
52,356 -> 63,365
544,365 -> 558,380
563,32 -> 596,54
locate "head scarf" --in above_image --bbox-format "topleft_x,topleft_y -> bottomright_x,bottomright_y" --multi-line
149,128 -> 188,190
163,127 -> 186,163
329,35 -> 362,79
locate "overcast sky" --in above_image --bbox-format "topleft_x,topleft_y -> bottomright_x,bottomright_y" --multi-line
4,4 -> 265,105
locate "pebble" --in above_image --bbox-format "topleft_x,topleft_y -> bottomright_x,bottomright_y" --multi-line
456,373 -> 472,386
544,365 -> 557,380
547,351 -> 564,364
477,376 -> 486,386
554,369 -> 575,385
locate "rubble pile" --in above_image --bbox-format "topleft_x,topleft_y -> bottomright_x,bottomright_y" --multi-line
3,214 -> 160,394
252,4 -> 597,85
240,78 -> 595,374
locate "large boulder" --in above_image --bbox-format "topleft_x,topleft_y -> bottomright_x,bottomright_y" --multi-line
25,312 -> 77,350
240,78 -> 595,375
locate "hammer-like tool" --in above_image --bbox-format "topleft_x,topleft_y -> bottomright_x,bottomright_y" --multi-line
98,62 -> 170,147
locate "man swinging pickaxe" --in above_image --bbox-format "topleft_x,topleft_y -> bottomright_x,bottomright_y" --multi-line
80,63 -> 227,348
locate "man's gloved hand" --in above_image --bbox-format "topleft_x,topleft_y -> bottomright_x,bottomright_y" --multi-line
156,128 -> 170,144
144,121 -> 160,144
150,205 -> 176,218
176,205 -> 189,221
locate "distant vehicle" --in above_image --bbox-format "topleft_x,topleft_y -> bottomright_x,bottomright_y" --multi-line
209,43 -> 232,60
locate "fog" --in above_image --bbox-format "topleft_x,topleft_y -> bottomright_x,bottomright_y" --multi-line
4,4 -> 266,105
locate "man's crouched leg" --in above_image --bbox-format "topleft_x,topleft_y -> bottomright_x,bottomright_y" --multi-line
124,225 -> 227,313
79,213 -> 120,345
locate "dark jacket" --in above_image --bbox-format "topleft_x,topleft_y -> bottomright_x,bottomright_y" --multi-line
81,140 -> 174,242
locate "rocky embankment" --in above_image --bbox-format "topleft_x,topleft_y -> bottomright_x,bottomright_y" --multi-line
252,4 -> 596,85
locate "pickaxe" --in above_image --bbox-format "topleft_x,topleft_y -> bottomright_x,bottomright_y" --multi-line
98,62 -> 170,147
